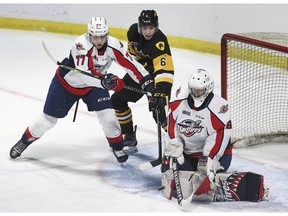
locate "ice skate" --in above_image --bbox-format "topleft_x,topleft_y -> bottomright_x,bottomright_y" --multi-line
123,125 -> 138,154
113,149 -> 129,163
10,140 -> 29,159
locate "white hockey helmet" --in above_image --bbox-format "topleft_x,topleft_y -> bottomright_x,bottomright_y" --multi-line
188,69 -> 214,107
88,17 -> 109,36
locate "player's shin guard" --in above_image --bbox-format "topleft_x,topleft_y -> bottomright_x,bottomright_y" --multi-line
161,169 -> 195,200
114,107 -> 134,134
96,109 -> 128,163
10,113 -> 57,159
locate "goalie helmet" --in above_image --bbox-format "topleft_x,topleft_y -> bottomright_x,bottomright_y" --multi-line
138,10 -> 159,34
88,17 -> 109,36
188,69 -> 214,107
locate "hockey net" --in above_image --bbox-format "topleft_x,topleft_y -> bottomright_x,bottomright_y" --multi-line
221,33 -> 288,147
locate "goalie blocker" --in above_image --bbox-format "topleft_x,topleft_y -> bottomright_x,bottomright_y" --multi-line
161,157 -> 268,202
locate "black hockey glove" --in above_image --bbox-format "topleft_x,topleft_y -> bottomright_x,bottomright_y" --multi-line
101,73 -> 124,92
140,75 -> 157,112
153,87 -> 168,108
140,74 -> 154,96
149,87 -> 167,111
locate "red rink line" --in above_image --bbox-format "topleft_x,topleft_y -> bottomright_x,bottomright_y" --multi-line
0,86 -> 158,135
0,86 -> 45,102
0,86 -> 88,116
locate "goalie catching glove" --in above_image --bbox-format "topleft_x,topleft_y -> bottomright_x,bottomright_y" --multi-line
164,138 -> 184,165
101,73 -> 124,92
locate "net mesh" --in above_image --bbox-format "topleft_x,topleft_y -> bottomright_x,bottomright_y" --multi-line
222,32 -> 288,147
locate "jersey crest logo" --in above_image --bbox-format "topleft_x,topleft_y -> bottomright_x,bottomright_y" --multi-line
219,104 -> 228,114
177,119 -> 203,137
75,42 -> 85,51
155,41 -> 165,51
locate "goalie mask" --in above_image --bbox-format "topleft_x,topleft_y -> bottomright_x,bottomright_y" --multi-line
188,69 -> 214,107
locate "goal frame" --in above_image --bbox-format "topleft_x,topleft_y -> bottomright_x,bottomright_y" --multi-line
221,33 -> 288,146
221,33 -> 288,99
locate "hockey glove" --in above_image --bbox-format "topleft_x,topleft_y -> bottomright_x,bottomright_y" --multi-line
150,87 -> 168,111
140,74 -> 154,97
101,73 -> 124,92
164,138 -> 184,165
139,75 -> 154,110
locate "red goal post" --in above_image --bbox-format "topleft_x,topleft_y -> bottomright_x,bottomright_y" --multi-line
221,33 -> 288,147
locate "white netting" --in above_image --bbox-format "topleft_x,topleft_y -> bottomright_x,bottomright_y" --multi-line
222,32 -> 288,147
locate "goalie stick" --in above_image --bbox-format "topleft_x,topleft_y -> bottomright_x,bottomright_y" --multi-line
42,41 -> 149,96
172,158 -> 194,207
139,108 -> 163,170
171,157 -> 184,205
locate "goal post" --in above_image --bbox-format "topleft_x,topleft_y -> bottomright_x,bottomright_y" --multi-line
221,33 -> 288,147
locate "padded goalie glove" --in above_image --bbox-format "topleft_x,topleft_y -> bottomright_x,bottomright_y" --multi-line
164,138 -> 184,165
101,73 -> 124,92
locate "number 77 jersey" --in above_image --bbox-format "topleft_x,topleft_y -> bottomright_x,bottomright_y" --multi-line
57,32 -> 150,91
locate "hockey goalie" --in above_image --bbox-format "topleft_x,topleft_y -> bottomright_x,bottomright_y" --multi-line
161,69 -> 268,204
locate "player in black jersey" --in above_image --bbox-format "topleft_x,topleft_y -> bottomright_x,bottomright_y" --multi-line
111,10 -> 175,154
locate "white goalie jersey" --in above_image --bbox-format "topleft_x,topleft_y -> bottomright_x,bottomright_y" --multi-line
167,86 -> 232,160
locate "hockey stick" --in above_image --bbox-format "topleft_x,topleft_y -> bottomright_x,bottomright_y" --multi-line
139,108 -> 162,170
72,99 -> 79,122
171,158 -> 184,205
172,158 -> 193,207
42,41 -> 148,96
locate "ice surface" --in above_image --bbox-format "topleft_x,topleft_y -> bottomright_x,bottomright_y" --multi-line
0,29 -> 287,213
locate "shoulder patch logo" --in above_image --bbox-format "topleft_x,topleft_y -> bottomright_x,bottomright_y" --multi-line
219,104 -> 228,114
76,42 -> 85,50
155,41 -> 165,51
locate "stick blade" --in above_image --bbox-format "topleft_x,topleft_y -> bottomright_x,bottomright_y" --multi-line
139,162 -> 153,171
139,159 -> 161,171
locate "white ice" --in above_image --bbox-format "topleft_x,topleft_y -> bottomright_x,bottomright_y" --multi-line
0,29 -> 287,213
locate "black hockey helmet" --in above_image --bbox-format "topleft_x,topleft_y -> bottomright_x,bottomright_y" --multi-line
138,10 -> 158,27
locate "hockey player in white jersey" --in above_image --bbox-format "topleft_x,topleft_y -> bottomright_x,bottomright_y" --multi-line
10,17 -> 154,163
163,68 -> 233,173
161,69 -> 266,203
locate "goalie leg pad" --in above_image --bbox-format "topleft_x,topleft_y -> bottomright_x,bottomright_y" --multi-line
161,169 -> 195,200
214,171 -> 265,202
179,170 -> 194,199
161,169 -> 174,199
